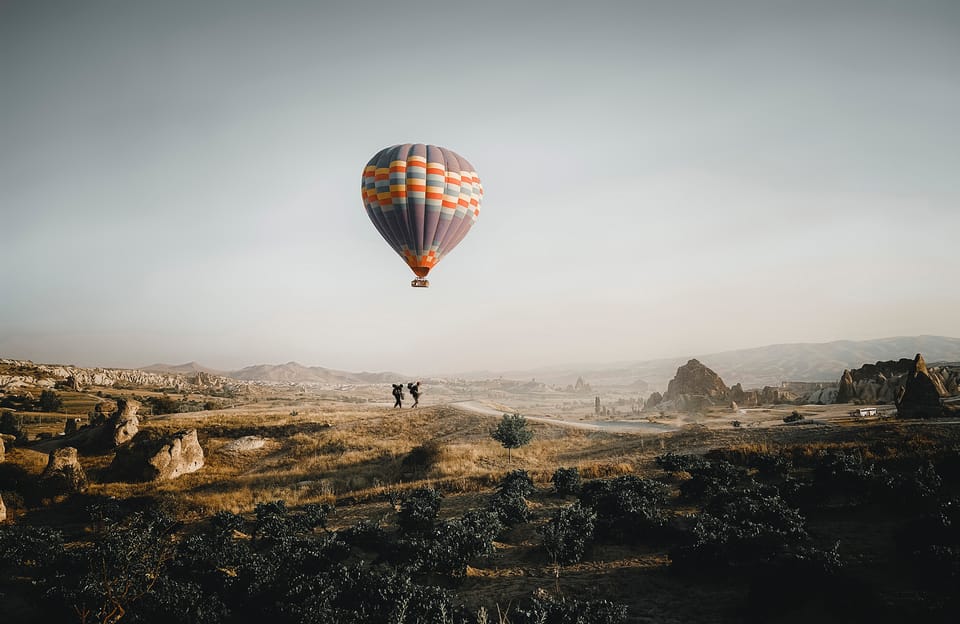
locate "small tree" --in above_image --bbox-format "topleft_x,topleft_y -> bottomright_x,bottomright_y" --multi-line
39,390 -> 63,413
491,413 -> 533,463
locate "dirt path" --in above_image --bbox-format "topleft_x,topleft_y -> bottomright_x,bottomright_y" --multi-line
449,400 -> 682,434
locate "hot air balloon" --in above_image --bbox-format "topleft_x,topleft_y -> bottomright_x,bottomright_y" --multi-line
361,144 -> 482,287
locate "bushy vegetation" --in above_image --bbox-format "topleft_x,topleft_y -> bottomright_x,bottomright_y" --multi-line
552,467 -> 581,496
397,487 -> 442,534
578,475 -> 668,542
0,410 -> 26,442
0,494 -> 548,623
490,469 -> 536,526
540,502 -> 596,565
38,389 -> 64,412
509,594 -> 627,624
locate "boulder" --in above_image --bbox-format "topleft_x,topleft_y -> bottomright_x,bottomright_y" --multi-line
897,354 -> 947,419
112,429 -> 204,481
90,400 -> 116,425
220,436 -> 266,453
39,447 -> 87,494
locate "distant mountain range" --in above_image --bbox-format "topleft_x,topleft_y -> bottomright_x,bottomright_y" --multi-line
141,336 -> 960,391
453,335 -> 960,391
142,361 -> 405,385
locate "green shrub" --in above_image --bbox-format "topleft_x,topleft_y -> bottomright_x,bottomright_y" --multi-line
398,487 -> 442,534
552,467 -> 582,496
540,502 -> 596,565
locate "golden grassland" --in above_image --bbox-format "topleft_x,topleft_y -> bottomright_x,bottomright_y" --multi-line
9,396 -> 952,524
7,401 -> 651,519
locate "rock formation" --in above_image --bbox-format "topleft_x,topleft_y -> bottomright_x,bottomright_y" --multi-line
112,429 -> 204,481
645,392 -> 663,409
111,399 -> 140,446
758,386 -> 800,405
39,447 -> 87,494
805,386 -> 838,405
0,359 -> 243,395
0,493 -> 5,522
0,435 -> 4,462
664,359 -> 730,401
55,398 -> 139,453
647,359 -> 730,412
896,354 -> 947,419
220,436 -> 266,453
729,383 -> 758,407
836,369 -> 857,404
835,356 -> 956,406
91,400 -> 116,425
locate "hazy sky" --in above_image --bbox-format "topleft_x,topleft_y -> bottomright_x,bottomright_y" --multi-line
1,0 -> 958,374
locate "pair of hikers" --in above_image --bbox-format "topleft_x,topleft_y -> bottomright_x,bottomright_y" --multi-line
392,381 -> 420,408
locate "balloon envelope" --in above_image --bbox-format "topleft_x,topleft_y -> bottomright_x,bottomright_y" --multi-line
361,144 -> 482,279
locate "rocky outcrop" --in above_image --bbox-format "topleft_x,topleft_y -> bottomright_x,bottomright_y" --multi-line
664,359 -> 730,401
55,399 -> 139,453
836,370 -> 857,404
805,386 -> 838,405
645,392 -> 663,409
835,355 -> 956,406
897,354 -> 947,419
111,399 -> 140,446
758,386 -> 800,405
91,400 -> 116,425
112,429 -> 204,481
0,493 -> 6,522
0,359 -> 243,394
39,447 -> 87,495
648,360 -> 730,412
729,383 -> 758,407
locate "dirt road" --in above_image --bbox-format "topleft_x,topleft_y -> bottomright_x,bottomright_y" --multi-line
449,400 -> 682,434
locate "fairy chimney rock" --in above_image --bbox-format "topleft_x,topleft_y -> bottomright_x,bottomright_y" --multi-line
896,353 -> 947,419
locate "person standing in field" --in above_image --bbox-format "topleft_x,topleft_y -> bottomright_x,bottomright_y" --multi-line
392,383 -> 404,408
407,381 -> 421,408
